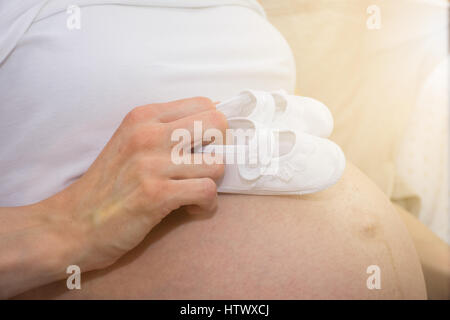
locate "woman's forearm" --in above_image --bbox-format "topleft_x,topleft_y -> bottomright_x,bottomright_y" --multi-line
0,200 -> 77,298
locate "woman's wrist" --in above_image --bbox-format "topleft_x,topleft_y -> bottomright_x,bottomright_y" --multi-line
0,194 -> 88,298
34,191 -> 93,275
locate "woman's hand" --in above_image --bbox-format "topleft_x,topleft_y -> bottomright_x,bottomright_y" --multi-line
0,97 -> 227,298
54,97 -> 227,271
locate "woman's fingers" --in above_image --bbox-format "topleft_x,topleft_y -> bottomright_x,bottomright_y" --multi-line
125,98 -> 227,217
153,97 -> 217,123
123,97 -> 218,127
167,109 -> 228,148
166,158 -> 225,180
169,178 -> 218,214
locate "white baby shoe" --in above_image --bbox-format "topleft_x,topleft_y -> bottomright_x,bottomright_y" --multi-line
201,118 -> 346,195
217,89 -> 334,138
270,89 -> 334,138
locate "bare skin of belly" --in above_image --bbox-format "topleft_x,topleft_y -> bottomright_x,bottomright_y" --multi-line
16,163 -> 427,299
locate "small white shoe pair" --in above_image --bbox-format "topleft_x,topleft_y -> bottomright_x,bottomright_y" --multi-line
206,90 -> 346,195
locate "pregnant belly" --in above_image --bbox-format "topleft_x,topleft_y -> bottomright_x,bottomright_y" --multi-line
15,163 -> 426,299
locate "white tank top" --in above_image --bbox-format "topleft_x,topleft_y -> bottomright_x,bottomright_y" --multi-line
0,0 -> 295,206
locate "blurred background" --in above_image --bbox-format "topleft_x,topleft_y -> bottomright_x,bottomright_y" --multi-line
261,0 -> 449,243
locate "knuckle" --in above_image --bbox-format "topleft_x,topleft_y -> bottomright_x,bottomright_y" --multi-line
146,103 -> 164,118
146,125 -> 167,142
209,110 -> 228,131
124,106 -> 149,126
193,96 -> 215,110
200,178 -> 217,199
141,179 -> 157,199
155,181 -> 171,201
209,163 -> 225,180
142,179 -> 170,202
